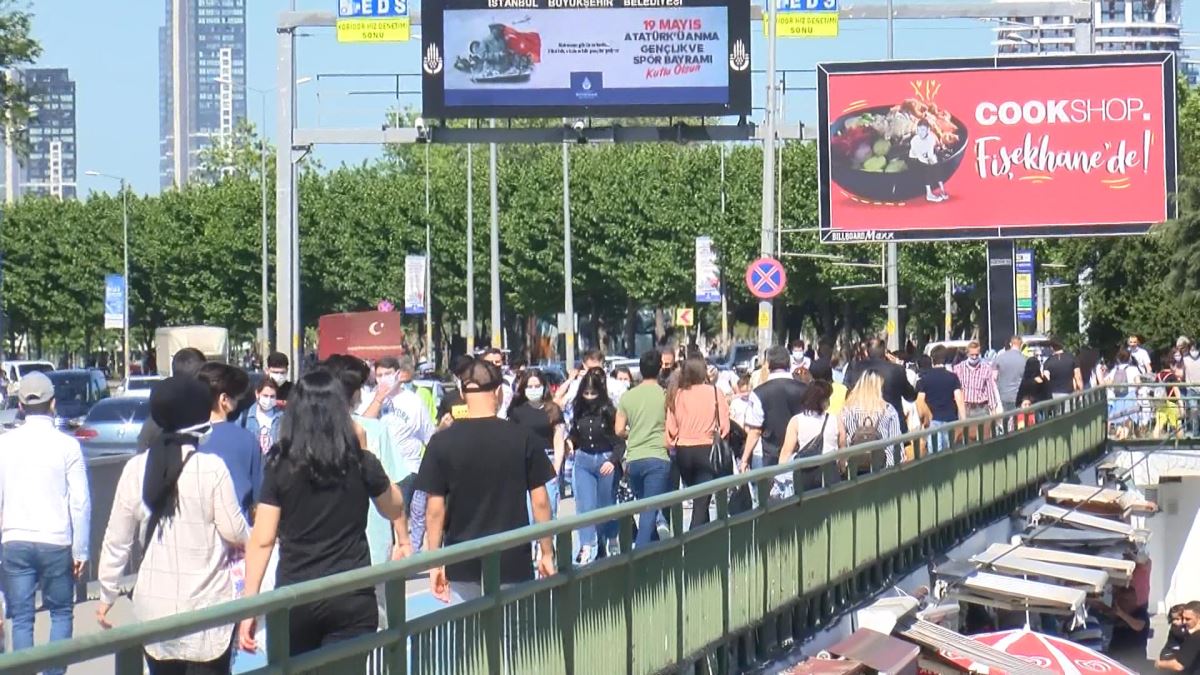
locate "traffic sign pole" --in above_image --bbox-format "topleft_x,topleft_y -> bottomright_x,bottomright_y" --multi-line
759,0 -> 779,358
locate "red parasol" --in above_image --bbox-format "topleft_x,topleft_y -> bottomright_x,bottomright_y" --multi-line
938,629 -> 1136,675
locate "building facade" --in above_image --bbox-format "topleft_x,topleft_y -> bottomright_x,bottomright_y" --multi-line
158,0 -> 247,189
993,1 -> 1189,67
3,67 -> 77,202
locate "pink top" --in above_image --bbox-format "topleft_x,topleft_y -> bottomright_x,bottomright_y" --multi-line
666,384 -> 731,447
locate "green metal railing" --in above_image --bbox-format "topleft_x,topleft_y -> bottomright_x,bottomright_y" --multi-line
0,390 -> 1109,675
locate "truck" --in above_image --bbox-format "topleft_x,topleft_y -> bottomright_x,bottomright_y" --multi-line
155,326 -> 229,375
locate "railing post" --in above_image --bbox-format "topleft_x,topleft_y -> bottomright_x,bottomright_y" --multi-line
556,530 -> 576,675
385,577 -> 408,675
266,607 -> 291,671
482,552 -> 502,675
114,646 -> 143,675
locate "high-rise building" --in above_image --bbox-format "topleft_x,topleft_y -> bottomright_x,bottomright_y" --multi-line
2,67 -> 77,202
159,0 -> 247,189
992,1 -> 1187,62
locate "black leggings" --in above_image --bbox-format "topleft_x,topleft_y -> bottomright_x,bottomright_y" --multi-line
676,444 -> 717,528
289,589 -> 378,657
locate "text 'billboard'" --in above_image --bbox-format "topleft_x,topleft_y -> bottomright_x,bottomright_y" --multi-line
817,53 -> 1177,243
421,0 -> 752,118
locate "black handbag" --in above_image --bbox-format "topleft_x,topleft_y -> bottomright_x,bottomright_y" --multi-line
708,386 -> 733,476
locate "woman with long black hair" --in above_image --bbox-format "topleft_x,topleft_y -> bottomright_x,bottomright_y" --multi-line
569,368 -> 623,562
237,370 -> 410,659
507,368 -> 566,518
97,376 -> 249,674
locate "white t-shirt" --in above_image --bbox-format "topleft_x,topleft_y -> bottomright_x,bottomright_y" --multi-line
909,132 -> 938,164
790,412 -> 839,455
1131,347 -> 1152,374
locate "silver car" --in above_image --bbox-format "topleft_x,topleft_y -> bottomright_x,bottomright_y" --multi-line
73,397 -> 149,457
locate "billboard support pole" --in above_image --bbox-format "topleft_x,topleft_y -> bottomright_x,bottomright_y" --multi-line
719,146 -> 728,348
562,126 -> 575,369
425,142 -> 434,368
489,119 -> 501,350
884,0 -> 900,352
759,0 -> 778,357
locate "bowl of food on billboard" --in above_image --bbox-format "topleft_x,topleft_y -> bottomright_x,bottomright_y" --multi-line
828,98 -> 969,203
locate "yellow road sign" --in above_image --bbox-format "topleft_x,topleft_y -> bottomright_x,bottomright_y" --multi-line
758,310 -> 771,329
765,12 -> 838,38
675,307 -> 694,327
336,17 -> 411,43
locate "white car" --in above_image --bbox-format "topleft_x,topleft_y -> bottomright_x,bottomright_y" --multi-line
120,375 -> 166,398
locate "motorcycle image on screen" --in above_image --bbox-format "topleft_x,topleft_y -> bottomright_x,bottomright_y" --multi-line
453,22 -> 542,83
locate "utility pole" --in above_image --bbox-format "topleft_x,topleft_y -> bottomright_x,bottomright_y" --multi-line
884,0 -> 900,352
758,0 -> 778,357
466,139 -> 475,354
425,142 -> 434,367
562,131 -> 575,368
719,145 -> 729,347
944,276 -> 952,341
489,119 -> 501,350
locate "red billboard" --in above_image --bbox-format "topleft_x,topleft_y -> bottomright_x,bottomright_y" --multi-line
817,53 -> 1177,242
317,311 -> 404,362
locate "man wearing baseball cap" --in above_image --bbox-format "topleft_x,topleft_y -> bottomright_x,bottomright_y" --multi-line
0,371 -> 91,668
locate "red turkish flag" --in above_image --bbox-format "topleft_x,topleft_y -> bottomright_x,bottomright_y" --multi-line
502,26 -> 541,63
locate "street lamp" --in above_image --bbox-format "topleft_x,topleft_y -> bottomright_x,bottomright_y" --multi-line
214,76 -> 311,362
84,170 -> 130,379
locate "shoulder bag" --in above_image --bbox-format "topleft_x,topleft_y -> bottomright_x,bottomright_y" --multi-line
708,386 -> 734,477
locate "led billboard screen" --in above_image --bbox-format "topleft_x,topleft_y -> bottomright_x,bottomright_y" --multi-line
421,0 -> 752,118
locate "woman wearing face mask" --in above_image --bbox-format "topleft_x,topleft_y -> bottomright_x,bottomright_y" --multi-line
612,366 -> 634,390
569,369 -> 623,562
507,369 -> 566,519
241,379 -> 282,455
96,377 -> 250,673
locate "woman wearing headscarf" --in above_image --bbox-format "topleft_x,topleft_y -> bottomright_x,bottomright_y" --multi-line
96,376 -> 249,674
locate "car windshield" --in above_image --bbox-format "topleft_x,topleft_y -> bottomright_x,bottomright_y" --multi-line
86,399 -> 149,424
17,363 -> 52,376
46,373 -> 90,403
732,346 -> 756,362
126,379 -> 157,390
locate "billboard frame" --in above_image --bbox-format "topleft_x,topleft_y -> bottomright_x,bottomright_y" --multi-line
816,51 -> 1178,244
420,0 -> 753,119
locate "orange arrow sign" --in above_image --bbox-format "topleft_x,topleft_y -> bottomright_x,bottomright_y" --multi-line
675,307 -> 694,327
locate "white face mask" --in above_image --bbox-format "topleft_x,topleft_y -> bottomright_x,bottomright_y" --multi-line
378,373 -> 398,389
525,386 -> 544,400
258,395 -> 276,411
269,372 -> 287,385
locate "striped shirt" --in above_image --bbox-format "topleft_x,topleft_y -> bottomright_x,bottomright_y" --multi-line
953,361 -> 998,407
841,404 -> 902,467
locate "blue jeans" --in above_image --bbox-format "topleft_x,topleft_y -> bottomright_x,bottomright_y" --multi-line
928,419 -> 951,454
572,451 -> 617,557
2,542 -> 75,674
627,458 -> 672,548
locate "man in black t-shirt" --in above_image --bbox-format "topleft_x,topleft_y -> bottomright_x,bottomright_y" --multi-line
1156,602 -> 1200,674
915,348 -> 965,453
416,358 -> 556,603
1042,340 -> 1082,398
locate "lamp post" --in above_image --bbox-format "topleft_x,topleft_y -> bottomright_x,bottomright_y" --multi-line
215,76 -> 311,362
84,171 -> 130,379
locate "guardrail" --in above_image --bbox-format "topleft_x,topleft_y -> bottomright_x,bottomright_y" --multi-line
0,390 -> 1109,675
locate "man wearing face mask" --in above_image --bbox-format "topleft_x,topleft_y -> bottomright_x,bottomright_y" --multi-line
952,342 -> 1000,439
266,352 -> 292,406
363,356 -> 435,514
197,363 -> 261,523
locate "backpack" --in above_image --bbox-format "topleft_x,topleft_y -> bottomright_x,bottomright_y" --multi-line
849,414 -> 885,474
1112,364 -> 1131,397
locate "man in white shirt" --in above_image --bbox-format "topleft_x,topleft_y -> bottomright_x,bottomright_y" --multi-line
481,348 -> 513,419
362,356 -> 435,509
0,372 -> 90,667
1128,335 -> 1152,375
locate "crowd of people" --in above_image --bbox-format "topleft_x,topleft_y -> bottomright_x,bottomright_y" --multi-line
2,331 -> 1199,673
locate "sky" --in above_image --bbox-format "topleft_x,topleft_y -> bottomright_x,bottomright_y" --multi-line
28,0 -> 1004,196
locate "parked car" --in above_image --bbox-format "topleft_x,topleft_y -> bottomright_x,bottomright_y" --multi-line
711,343 -> 759,373
46,369 -> 110,428
120,375 -> 166,398
74,396 -> 149,456
2,360 -> 55,407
